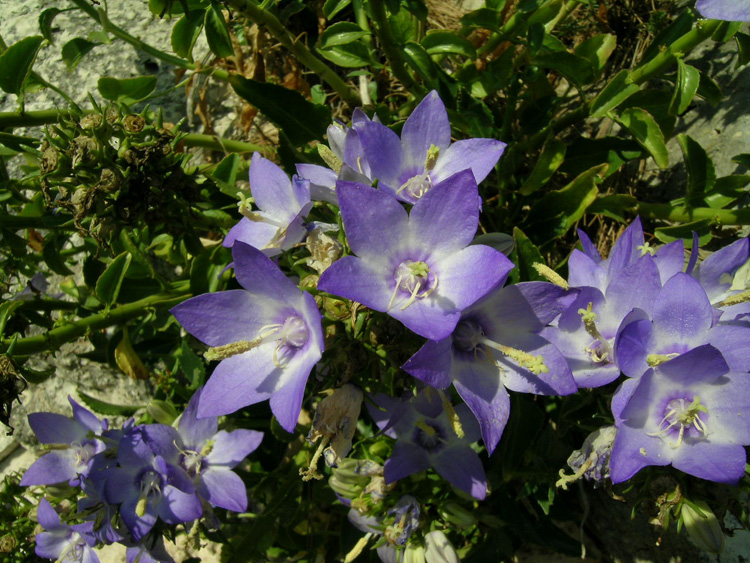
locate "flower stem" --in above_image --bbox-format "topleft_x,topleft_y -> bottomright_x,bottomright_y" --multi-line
0,291 -> 191,356
636,202 -> 750,226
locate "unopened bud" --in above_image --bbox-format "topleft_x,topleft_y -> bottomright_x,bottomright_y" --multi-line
424,531 -> 459,563
682,500 -> 725,554
438,502 -> 475,529
403,543 -> 426,563
122,115 -> 145,133
115,329 -> 149,379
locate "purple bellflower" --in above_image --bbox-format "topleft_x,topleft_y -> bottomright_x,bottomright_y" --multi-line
21,397 -> 106,487
35,498 -> 100,563
696,0 -> 750,21
223,153 -> 313,256
615,272 -> 750,379
368,388 -> 487,500
124,533 -> 174,563
171,241 -> 324,432
103,426 -> 202,542
318,172 -> 512,340
609,345 -> 750,484
356,90 -> 505,204
144,387 -> 263,513
403,282 -> 577,454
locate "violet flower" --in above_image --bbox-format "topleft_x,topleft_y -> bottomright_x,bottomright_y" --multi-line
171,241 -> 324,432
609,345 -> 750,484
223,153 -> 313,256
368,388 -> 487,500
404,282 -> 577,454
318,172 -> 512,340
615,272 -> 750,379
696,0 -> 750,21
144,387 -> 263,513
21,397 -> 107,487
35,498 -> 100,563
356,90 -> 505,204
103,426 -> 202,542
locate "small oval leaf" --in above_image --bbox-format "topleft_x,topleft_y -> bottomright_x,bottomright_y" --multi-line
616,107 -> 669,169
205,2 -> 234,58
172,10 -> 205,60
421,31 -> 477,59
0,36 -> 44,94
98,76 -> 158,104
668,59 -> 700,116
61,37 -> 100,70
318,22 -> 370,48
96,252 -> 132,307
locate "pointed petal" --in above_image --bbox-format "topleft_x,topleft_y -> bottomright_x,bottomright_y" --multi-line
384,442 -> 431,483
615,318 -> 653,379
673,441 -> 746,484
178,388 -> 218,450
402,338 -> 453,389
249,153 -> 308,216
357,121 -> 404,186
21,450 -> 79,486
693,238 -> 749,302
653,239 -> 685,284
432,138 -> 505,185
36,498 -> 64,531
269,353 -> 315,433
576,229 -> 602,263
232,241 -> 303,303
69,397 -> 102,435
609,425 -> 669,484
567,249 -> 606,291
159,486 -> 203,524
700,372 -> 750,444
659,345 -> 729,385
432,446 -> 487,499
651,273 -> 713,346
318,256 -> 391,313
205,429 -> 264,467
401,91 -> 451,165
605,217 -> 644,277
222,217 -> 280,255
121,497 -> 157,542
201,468 -> 248,512
28,413 -> 85,445
707,324 -> 750,372
696,0 -> 750,22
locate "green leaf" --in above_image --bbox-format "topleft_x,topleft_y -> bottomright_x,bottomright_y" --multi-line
172,9 -> 204,60
318,41 -> 373,67
678,134 -> 715,208
229,75 -> 331,146
323,0 -> 351,19
421,31 -> 477,59
96,252 -> 132,307
735,32 -> 750,67
511,227 -> 547,283
697,72 -> 722,106
318,22 -> 370,48
0,301 -> 23,338
61,37 -> 100,70
668,59 -> 700,116
616,107 -> 669,169
39,8 -> 67,44
0,36 -> 44,95
587,194 -> 638,222
98,76 -> 158,104
524,164 -> 605,242
389,10 -> 419,45
211,153 -> 242,196
77,389 -> 141,416
711,21 -> 742,42
459,8 -> 504,31
519,139 -> 566,196
178,339 -> 206,389
590,69 -> 639,118
43,235 -> 74,275
205,1 -> 234,58
532,51 -> 593,89
655,220 -> 712,247
574,33 -> 616,75
733,153 -> 750,169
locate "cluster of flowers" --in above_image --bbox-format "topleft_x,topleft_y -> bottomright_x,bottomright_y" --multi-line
21,390 -> 262,563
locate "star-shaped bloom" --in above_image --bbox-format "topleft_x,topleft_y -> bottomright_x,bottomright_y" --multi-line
318,172 -> 512,340
224,153 -> 313,256
368,388 -> 487,500
403,282 -> 577,454
609,345 -> 750,484
144,387 -> 263,513
35,498 -> 100,563
21,397 -> 107,487
696,0 -> 750,21
171,241 -> 324,432
356,90 -> 506,204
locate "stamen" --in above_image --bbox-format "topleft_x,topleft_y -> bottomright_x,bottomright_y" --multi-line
647,396 -> 709,448
646,353 -> 680,367
389,261 -> 438,311
204,338 -> 262,361
318,144 -> 342,173
441,396 -> 465,439
578,303 -> 611,364
424,144 -> 440,171
532,263 -> 569,289
715,289 -> 750,308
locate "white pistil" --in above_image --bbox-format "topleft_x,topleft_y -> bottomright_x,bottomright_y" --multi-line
647,397 -> 709,448
387,261 -> 437,311
646,353 -> 680,367
637,242 -> 656,256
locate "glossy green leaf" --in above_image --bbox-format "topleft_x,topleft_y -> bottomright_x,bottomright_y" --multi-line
459,8 -> 504,31
619,90 -> 676,138
574,33 -> 616,75
205,2 -> 234,58
524,164 -> 605,242
389,10 -> 419,45
61,37 -> 100,70
172,9 -> 204,60
616,107 -> 669,169
697,72 -> 722,106
39,8 -> 67,44
421,31 -> 477,59
96,252 -> 132,307
678,134 -> 714,208
229,75 -> 331,146
532,51 -> 593,88
655,220 -> 712,247
98,76 -> 157,104
668,59 -> 700,116
587,194 -> 638,222
590,70 -> 639,118
318,41 -> 372,67
511,227 -> 547,283
735,32 -> 750,67
323,0 -> 351,19
0,36 -> 44,94
519,139 -> 566,196
318,22 -> 370,48
712,21 -> 742,42
403,41 -> 437,82
77,389 -> 141,416
212,152 -> 242,196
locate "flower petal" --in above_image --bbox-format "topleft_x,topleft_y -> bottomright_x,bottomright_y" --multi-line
402,338 -> 453,389
205,429 -> 264,467
384,442 -> 431,483
357,121 -> 404,187
159,486 -> 203,524
432,138 -> 506,185
432,445 -> 487,500
201,467 -> 248,512
28,412 -> 86,445
21,450 -> 79,486
178,387 -> 218,450
672,441 -> 746,484
401,91 -> 452,165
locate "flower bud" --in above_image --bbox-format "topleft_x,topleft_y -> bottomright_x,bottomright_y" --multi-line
424,531 -> 459,563
681,500 -> 725,554
122,115 -> 145,134
403,543 -> 425,563
308,384 -> 363,468
438,502 -> 475,529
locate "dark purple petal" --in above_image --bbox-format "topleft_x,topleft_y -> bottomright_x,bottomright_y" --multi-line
615,318 -> 653,379
576,229 -> 602,264
336,181 -> 409,257
36,498 -> 64,531
205,429 -> 263,467
142,424 -> 181,463
484,283 -> 570,333
357,121 -> 404,186
28,412 -> 86,445
432,445 -> 487,500
432,138 -> 506,185
159,485 -> 203,524
384,442 -> 431,483
409,170 -> 480,253
21,450 -> 79,486
452,362 -> 510,454
401,91 -> 451,165
201,467 -> 248,512
611,378 -> 640,423
402,338 -> 453,389
672,442 -> 746,484
609,425 -> 669,484
696,0 -> 750,21
178,388 -> 218,450
658,345 -> 729,385
366,393 -> 404,438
